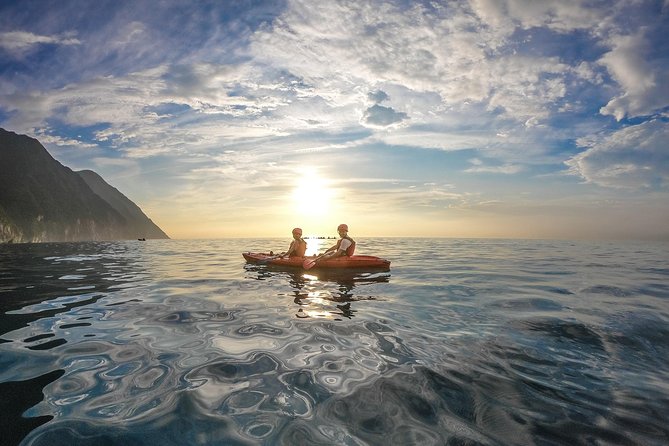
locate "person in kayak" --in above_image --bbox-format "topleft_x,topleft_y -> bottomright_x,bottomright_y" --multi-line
319,223 -> 355,260
279,227 -> 307,258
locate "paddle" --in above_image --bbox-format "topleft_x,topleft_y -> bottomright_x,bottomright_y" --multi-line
302,256 -> 318,270
303,253 -> 327,270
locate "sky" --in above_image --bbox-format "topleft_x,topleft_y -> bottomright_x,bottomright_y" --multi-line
1,0 -> 668,240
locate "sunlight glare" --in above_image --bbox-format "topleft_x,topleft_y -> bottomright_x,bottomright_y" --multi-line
292,169 -> 335,217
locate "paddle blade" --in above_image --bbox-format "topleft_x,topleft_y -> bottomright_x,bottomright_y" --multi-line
302,258 -> 317,270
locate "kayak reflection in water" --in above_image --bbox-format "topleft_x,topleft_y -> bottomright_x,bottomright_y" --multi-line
243,263 -> 388,320
278,227 -> 307,258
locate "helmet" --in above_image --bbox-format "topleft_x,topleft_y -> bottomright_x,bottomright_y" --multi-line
337,224 -> 348,232
292,227 -> 302,235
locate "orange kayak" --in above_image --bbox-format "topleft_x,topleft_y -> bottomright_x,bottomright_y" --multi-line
242,252 -> 390,270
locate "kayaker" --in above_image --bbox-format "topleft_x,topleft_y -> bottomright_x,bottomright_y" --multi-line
280,227 -> 307,258
319,223 -> 355,260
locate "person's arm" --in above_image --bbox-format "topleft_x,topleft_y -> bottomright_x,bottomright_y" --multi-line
314,244 -> 335,262
281,240 -> 296,258
329,249 -> 346,258
322,241 -> 347,259
329,239 -> 351,258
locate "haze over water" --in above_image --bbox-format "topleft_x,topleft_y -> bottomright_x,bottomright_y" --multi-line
1,238 -> 668,445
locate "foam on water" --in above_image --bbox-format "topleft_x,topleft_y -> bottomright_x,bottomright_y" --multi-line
0,238 -> 668,445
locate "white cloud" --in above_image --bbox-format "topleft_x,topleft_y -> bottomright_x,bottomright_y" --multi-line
247,0 -> 667,134
377,128 -> 494,151
573,61 -> 604,85
32,132 -> 97,149
486,55 -> 569,122
566,119 -> 669,189
470,0 -> 607,33
336,180 -> 471,212
465,157 -> 524,174
0,62 -> 298,152
0,31 -> 80,57
598,32 -> 669,120
4,0 -> 652,164
2,0 -> 667,200
111,21 -> 147,47
246,0 -> 582,131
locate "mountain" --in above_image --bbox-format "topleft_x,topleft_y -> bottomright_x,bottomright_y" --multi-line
77,170 -> 169,240
0,128 -> 169,243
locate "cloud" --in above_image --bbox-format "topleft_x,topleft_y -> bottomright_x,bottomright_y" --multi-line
485,55 -> 569,123
32,132 -> 97,149
0,62 -> 297,151
332,179 -> 470,213
368,90 -> 389,103
470,0 -> 608,33
465,157 -> 524,174
566,119 -> 669,189
2,1 -> 668,196
376,128 -> 492,152
361,104 -> 408,128
598,32 -> 669,120
5,0 -> 662,160
244,0 -> 667,139
360,88 -> 408,128
0,31 -> 80,57
246,0 -> 588,130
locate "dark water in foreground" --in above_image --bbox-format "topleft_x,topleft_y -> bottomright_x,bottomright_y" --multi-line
1,238 -> 668,445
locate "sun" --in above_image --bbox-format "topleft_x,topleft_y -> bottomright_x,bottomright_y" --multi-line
292,169 -> 334,217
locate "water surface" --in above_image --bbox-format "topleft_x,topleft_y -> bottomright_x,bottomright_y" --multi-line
1,238 -> 668,445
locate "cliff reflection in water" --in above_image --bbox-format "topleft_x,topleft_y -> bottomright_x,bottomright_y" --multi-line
0,241 -> 147,335
0,241 -> 151,445
243,264 -> 390,320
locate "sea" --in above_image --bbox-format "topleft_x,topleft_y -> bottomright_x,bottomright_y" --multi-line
0,238 -> 668,446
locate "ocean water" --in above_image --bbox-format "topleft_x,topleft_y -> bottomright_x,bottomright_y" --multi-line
1,238 -> 668,446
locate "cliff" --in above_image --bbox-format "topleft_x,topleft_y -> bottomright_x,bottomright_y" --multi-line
0,128 -> 169,243
77,170 -> 169,240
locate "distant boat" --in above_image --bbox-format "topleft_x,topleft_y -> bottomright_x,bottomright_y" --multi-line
138,238 -> 146,241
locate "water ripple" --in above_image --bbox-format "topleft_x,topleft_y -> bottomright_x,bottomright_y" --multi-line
1,238 -> 668,445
